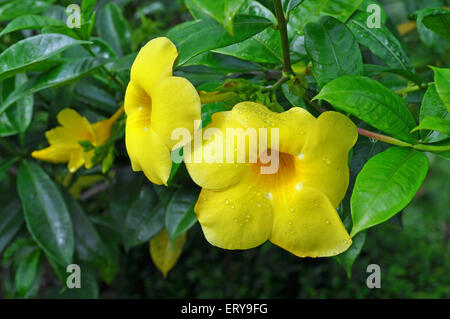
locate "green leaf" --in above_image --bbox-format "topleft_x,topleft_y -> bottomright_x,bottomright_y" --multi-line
363,64 -> 422,86
0,0 -> 51,21
289,0 -> 364,35
304,16 -> 363,87
431,66 -> 450,112
0,57 -> 106,116
0,34 -> 88,81
109,168 -> 143,238
0,157 -> 17,182
0,74 -> 33,137
346,11 -> 413,71
315,75 -> 418,142
61,189 -> 110,271
17,160 -> 74,266
0,14 -> 64,37
191,0 -> 247,35
201,102 -> 228,127
335,231 -> 366,278
414,7 -> 450,42
351,147 -> 429,236
412,116 -> 450,134
0,199 -> 23,255
185,52 -> 261,73
167,15 -> 272,65
82,0 -> 97,21
15,248 -> 41,298
282,0 -> 303,16
96,2 -> 131,57
214,27 -> 283,64
123,186 -> 165,250
419,84 -> 449,143
165,187 -> 200,241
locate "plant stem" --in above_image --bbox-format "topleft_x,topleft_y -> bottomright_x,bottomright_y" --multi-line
357,128 -> 412,147
395,82 -> 432,95
273,0 -> 294,76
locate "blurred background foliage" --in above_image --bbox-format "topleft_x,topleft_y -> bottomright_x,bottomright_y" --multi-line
0,0 -> 449,298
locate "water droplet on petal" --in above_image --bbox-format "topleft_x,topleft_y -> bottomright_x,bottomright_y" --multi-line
325,219 -> 330,225
296,182 -> 303,191
298,153 -> 304,160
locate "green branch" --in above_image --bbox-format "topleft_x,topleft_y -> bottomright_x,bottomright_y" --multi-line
273,0 -> 294,76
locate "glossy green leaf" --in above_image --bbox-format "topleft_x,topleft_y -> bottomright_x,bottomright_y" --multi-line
363,64 -> 422,86
304,16 -> 363,87
0,157 -> 17,182
167,15 -> 272,65
282,0 -> 303,15
431,66 -> 450,112
201,102 -> 228,127
214,27 -> 283,64
61,189 -> 110,270
412,116 -> 450,134
185,52 -> 261,73
419,84 -> 449,143
0,15 -> 64,37
351,147 -> 429,236
96,2 -> 131,57
289,0 -> 363,35
0,0 -> 51,21
0,57 -> 106,116
0,199 -> 23,255
0,74 -> 33,137
414,7 -> 450,42
315,75 -> 418,142
346,11 -> 413,71
17,160 -> 74,266
191,0 -> 247,35
0,34 -> 87,81
15,248 -> 41,298
109,168 -> 143,234
335,231 -> 366,278
165,187 -> 200,240
123,186 -> 165,250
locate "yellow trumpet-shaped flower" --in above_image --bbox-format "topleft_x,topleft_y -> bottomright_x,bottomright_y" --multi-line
32,107 -> 123,173
185,102 -> 358,258
124,37 -> 201,185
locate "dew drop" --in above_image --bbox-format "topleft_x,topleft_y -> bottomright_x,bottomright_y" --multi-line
256,203 -> 262,208
230,204 -> 235,209
296,182 -> 303,191
298,153 -> 304,160
265,192 -> 273,200
289,207 -> 295,213
325,219 -> 330,225
224,199 -> 230,205
322,157 -> 331,165
143,127 -> 149,132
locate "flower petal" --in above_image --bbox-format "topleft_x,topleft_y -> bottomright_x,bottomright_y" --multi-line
68,147 -> 85,173
32,146 -> 71,163
130,37 -> 177,97
298,112 -> 357,207
92,120 -> 112,146
130,128 -> 172,185
195,173 -> 273,250
270,186 -> 351,257
46,127 -> 84,149
185,111 -> 250,190
57,108 -> 94,140
232,102 -> 316,155
151,76 -> 201,150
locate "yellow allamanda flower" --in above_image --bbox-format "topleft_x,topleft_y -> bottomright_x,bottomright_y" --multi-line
185,102 -> 358,258
32,107 -> 123,173
124,37 -> 201,185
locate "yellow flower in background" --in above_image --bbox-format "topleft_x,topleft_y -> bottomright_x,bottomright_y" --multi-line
124,37 -> 201,185
32,107 -> 123,173
185,102 -> 358,258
